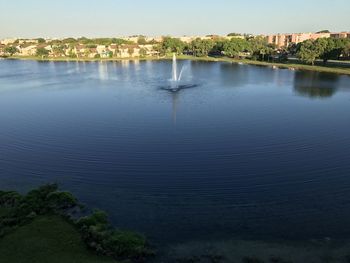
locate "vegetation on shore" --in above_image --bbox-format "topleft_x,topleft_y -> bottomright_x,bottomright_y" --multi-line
0,184 -> 154,262
6,54 -> 350,76
0,215 -> 116,263
1,35 -> 350,74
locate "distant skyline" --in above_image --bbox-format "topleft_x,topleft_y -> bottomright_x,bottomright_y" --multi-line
0,0 -> 349,39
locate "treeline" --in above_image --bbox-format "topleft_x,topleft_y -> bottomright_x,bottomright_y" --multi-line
290,38 -> 350,65
156,36 -> 350,65
156,36 -> 275,61
2,36 -> 350,65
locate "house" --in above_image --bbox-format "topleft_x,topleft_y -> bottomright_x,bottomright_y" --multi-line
74,44 -> 86,57
88,48 -> 98,58
138,44 -> 159,57
0,38 -> 17,45
115,44 -> 140,58
0,44 -> 5,56
19,44 -> 37,56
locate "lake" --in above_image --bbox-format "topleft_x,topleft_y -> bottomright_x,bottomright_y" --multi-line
1,59 -> 350,251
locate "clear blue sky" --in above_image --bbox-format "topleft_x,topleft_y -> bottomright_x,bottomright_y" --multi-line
0,0 -> 349,38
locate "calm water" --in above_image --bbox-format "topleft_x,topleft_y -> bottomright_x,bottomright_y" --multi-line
1,59 -> 350,246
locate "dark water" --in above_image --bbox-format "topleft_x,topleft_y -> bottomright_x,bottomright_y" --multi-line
1,59 -> 350,246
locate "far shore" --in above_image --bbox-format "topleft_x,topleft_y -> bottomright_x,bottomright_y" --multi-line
3,55 -> 350,76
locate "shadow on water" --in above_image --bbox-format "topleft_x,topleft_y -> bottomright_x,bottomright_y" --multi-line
293,71 -> 339,99
159,84 -> 199,92
159,84 -> 200,124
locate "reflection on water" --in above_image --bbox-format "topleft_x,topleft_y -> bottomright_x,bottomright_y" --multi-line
98,61 -> 109,80
1,60 -> 350,251
293,71 -> 339,98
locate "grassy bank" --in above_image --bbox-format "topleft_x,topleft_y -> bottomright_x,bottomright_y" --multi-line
5,54 -> 350,76
0,184 -> 153,263
0,215 -> 116,263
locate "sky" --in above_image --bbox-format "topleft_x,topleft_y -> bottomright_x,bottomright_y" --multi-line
0,0 -> 349,38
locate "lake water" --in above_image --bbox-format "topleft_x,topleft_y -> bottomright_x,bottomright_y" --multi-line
1,59 -> 350,250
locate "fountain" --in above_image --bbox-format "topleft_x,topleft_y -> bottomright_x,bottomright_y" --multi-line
160,53 -> 197,93
170,53 -> 186,91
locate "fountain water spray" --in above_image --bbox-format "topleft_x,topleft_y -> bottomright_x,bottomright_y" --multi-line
171,53 -> 187,90
172,53 -> 178,82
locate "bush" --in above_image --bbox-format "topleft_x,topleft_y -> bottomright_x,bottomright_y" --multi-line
0,191 -> 22,207
0,184 -> 77,233
0,185 -> 153,262
77,210 -> 153,261
47,191 -> 77,210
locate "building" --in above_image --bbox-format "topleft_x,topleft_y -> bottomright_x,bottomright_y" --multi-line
0,38 -> 17,45
19,44 -> 37,56
330,32 -> 350,39
267,32 -> 331,48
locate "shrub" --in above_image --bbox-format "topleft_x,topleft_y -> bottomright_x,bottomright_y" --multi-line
47,191 -> 77,210
77,210 -> 153,261
0,191 -> 22,207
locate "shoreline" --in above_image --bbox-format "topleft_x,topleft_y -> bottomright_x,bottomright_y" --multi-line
3,55 -> 350,76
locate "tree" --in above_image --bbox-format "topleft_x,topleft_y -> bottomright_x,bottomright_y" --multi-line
161,37 -> 185,55
52,45 -> 66,57
248,36 -> 274,61
316,30 -> 330,33
139,48 -> 147,58
128,47 -> 134,57
62,38 -> 77,44
222,38 -> 249,58
4,46 -> 19,56
137,36 -> 147,45
190,38 -> 215,57
36,47 -> 50,57
37,38 -> 46,44
316,38 -> 336,63
297,40 -> 323,65
227,33 -> 242,37
342,42 -> 350,59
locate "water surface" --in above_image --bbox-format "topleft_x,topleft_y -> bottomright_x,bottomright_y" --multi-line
1,59 -> 350,246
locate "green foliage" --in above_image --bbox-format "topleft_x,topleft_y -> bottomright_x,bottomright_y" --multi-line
0,215 -> 116,263
0,191 -> 22,207
46,192 -> 77,210
37,38 -> 46,44
86,44 -> 97,48
139,48 -> 147,58
62,38 -> 77,44
222,38 -> 250,58
343,42 -> 350,58
161,37 -> 185,55
0,185 -> 153,262
248,36 -> 274,61
227,32 -> 242,37
4,46 -> 19,56
94,54 -> 101,59
297,38 -> 350,65
77,210 -> 153,261
36,47 -> 50,57
137,36 -> 147,45
297,39 -> 324,65
0,184 -> 78,237
52,45 -> 66,56
316,30 -> 330,33
190,38 -> 215,57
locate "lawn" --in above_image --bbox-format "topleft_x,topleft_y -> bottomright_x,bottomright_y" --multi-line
0,215 -> 117,263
